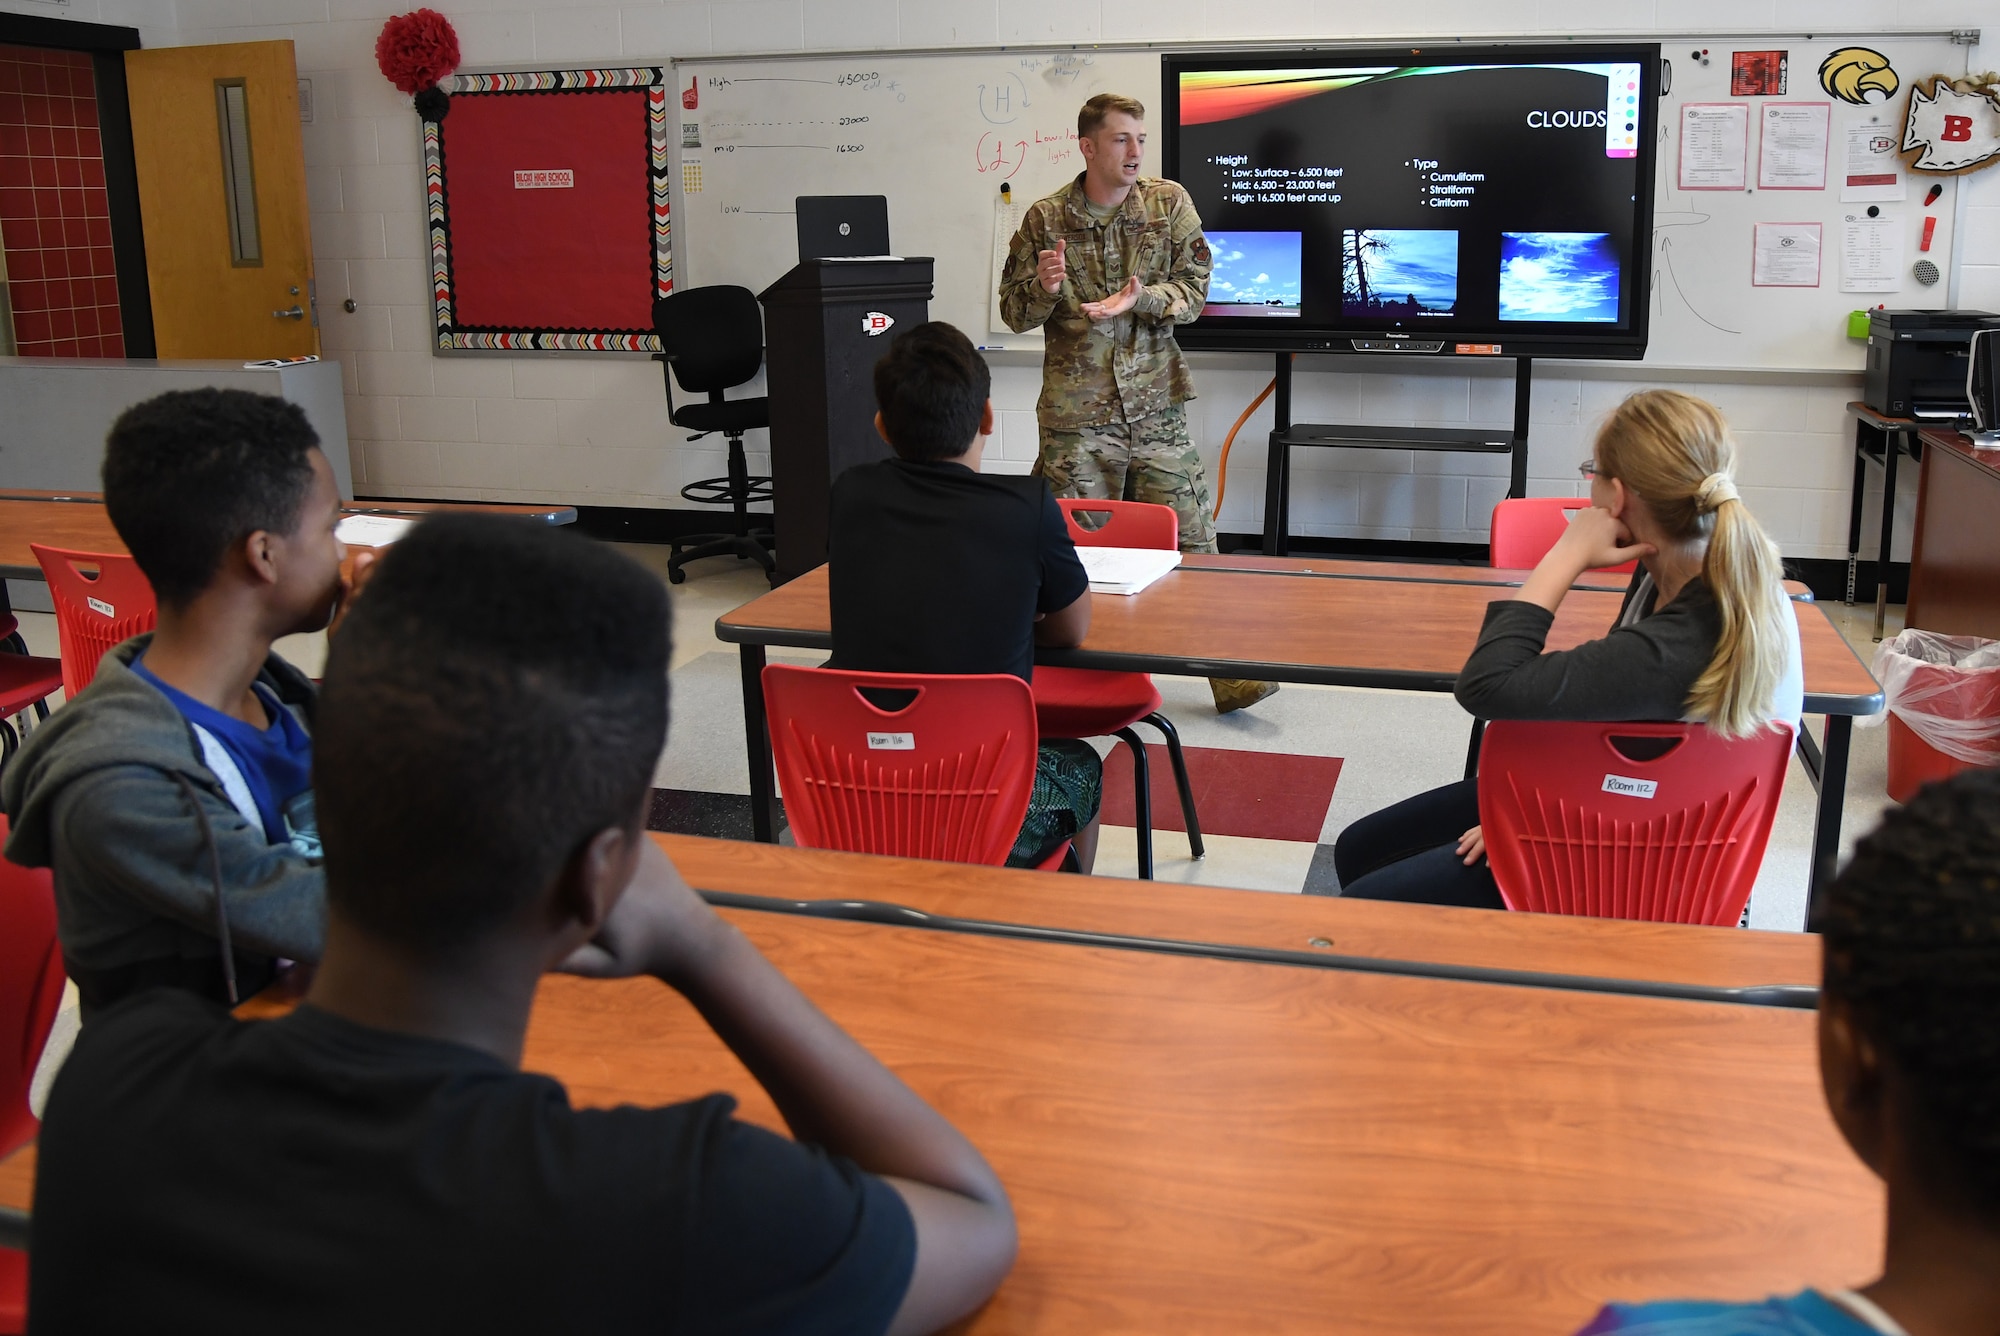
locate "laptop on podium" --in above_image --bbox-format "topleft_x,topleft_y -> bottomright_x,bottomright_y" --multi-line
796,195 -> 892,260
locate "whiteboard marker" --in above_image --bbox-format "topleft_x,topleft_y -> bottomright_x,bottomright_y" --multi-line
977,344 -> 1007,351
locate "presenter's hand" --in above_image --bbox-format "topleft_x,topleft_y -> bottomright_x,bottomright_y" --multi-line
1553,505 -> 1654,572
1037,238 -> 1067,294
1081,276 -> 1142,322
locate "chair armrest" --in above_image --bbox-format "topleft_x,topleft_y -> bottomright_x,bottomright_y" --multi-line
652,351 -> 680,421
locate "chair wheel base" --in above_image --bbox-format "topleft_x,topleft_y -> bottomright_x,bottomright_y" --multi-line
667,531 -> 776,586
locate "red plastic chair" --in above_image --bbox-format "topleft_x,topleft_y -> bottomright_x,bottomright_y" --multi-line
1,813 -> 65,1334
1033,499 -> 1203,880
764,665 -> 1072,870
0,649 -> 64,773
29,546 -> 158,699
1478,720 -> 1795,925
1489,497 -> 1637,574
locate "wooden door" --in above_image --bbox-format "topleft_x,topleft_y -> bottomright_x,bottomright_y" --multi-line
124,42 -> 316,358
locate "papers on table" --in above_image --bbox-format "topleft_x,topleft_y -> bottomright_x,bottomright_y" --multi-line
335,515 -> 418,547
1079,546 -> 1181,596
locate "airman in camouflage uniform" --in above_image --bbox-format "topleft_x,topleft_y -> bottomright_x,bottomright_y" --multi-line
999,94 -> 1275,713
998,175 -> 1216,551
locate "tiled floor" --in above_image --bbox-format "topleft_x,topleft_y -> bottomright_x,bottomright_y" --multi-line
0,548 -> 1913,938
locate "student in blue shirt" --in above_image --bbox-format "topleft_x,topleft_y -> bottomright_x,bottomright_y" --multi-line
1577,768 -> 2000,1336
3,389 -> 365,1013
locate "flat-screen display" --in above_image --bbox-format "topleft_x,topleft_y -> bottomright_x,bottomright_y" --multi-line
1163,46 -> 1661,358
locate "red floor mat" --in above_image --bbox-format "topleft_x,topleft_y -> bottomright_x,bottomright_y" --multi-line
1098,743 -> 1343,843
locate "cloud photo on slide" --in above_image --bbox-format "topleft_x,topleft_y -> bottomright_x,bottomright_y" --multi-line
1340,229 -> 1458,318
1203,231 -> 1303,317
1499,232 -> 1620,322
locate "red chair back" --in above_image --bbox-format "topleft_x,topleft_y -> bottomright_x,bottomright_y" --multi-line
1489,497 -> 1637,573
29,546 -> 158,698
1478,720 -> 1794,925
763,665 -> 1041,866
1055,498 -> 1178,551
0,814 -> 64,1161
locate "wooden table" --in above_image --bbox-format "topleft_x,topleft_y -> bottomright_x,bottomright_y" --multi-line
1909,429 -> 2000,639
0,890 -> 1877,1331
715,557 -> 1882,919
657,833 -> 1820,1002
0,492 -> 578,590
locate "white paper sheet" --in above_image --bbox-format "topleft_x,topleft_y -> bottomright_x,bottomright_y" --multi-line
1679,103 -> 1749,190
334,515 -> 418,547
1757,103 -> 1830,190
1077,546 -> 1182,596
1841,217 -> 1905,293
1840,115 -> 1907,202
1752,222 -> 1822,286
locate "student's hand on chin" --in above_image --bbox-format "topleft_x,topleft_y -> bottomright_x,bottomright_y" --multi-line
558,839 -> 729,986
1557,505 -> 1653,571
328,549 -> 380,637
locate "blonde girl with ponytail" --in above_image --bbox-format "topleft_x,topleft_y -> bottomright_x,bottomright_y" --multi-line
1334,389 -> 1803,909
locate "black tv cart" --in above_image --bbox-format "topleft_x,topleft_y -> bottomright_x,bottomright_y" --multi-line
1258,353 -> 1533,556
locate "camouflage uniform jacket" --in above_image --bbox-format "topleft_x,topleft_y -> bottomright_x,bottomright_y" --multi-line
999,176 -> 1211,430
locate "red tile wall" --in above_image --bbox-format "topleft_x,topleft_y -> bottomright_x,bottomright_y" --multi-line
0,44 -> 123,358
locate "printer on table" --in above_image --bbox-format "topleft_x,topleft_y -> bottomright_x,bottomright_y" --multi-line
1865,309 -> 2000,419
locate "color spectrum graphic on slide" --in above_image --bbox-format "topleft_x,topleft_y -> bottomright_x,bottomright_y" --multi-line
1203,231 -> 1303,317
1498,232 -> 1620,322
1340,229 -> 1458,318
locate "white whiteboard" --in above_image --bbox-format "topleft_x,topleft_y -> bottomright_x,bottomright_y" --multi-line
669,49 -> 1159,347
1642,34 -> 1969,370
670,36 -> 1972,373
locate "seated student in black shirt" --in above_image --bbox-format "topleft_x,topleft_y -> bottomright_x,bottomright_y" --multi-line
829,320 -> 1101,871
29,515 -> 1017,1334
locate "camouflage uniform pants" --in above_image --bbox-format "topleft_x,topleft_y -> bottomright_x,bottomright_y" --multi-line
1035,403 -> 1218,553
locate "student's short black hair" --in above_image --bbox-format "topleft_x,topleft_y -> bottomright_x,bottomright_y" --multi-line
1821,767 -> 2000,1224
101,388 -> 323,608
872,321 -> 991,462
314,515 -> 671,952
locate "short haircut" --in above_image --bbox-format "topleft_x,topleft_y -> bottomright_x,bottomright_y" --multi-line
872,321 -> 991,462
314,515 -> 671,952
101,388 -> 322,608
1820,767 -> 2000,1225
1079,93 -> 1144,138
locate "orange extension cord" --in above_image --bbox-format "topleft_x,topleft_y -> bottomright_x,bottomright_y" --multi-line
1211,378 -> 1276,519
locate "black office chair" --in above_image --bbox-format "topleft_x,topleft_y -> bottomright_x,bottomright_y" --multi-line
652,287 -> 777,585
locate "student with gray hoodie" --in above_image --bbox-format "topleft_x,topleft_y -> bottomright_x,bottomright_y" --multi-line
2,388 -> 360,1015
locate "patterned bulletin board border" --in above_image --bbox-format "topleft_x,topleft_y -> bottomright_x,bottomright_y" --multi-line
424,67 -> 672,353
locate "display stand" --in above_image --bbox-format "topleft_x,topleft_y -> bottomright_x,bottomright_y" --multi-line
1258,354 -> 1533,556
758,258 -> 934,582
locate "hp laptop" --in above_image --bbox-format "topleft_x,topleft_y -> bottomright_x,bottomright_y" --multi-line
796,195 -> 892,260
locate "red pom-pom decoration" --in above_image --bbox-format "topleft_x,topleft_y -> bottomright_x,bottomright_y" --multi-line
375,9 -> 460,97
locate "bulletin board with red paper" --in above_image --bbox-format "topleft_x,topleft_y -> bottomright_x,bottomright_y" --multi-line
425,67 -> 672,352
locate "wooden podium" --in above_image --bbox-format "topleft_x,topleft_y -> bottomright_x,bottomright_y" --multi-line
758,258 -> 933,582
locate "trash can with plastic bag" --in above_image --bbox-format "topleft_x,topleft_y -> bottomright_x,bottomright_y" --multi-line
1865,630 -> 2000,802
